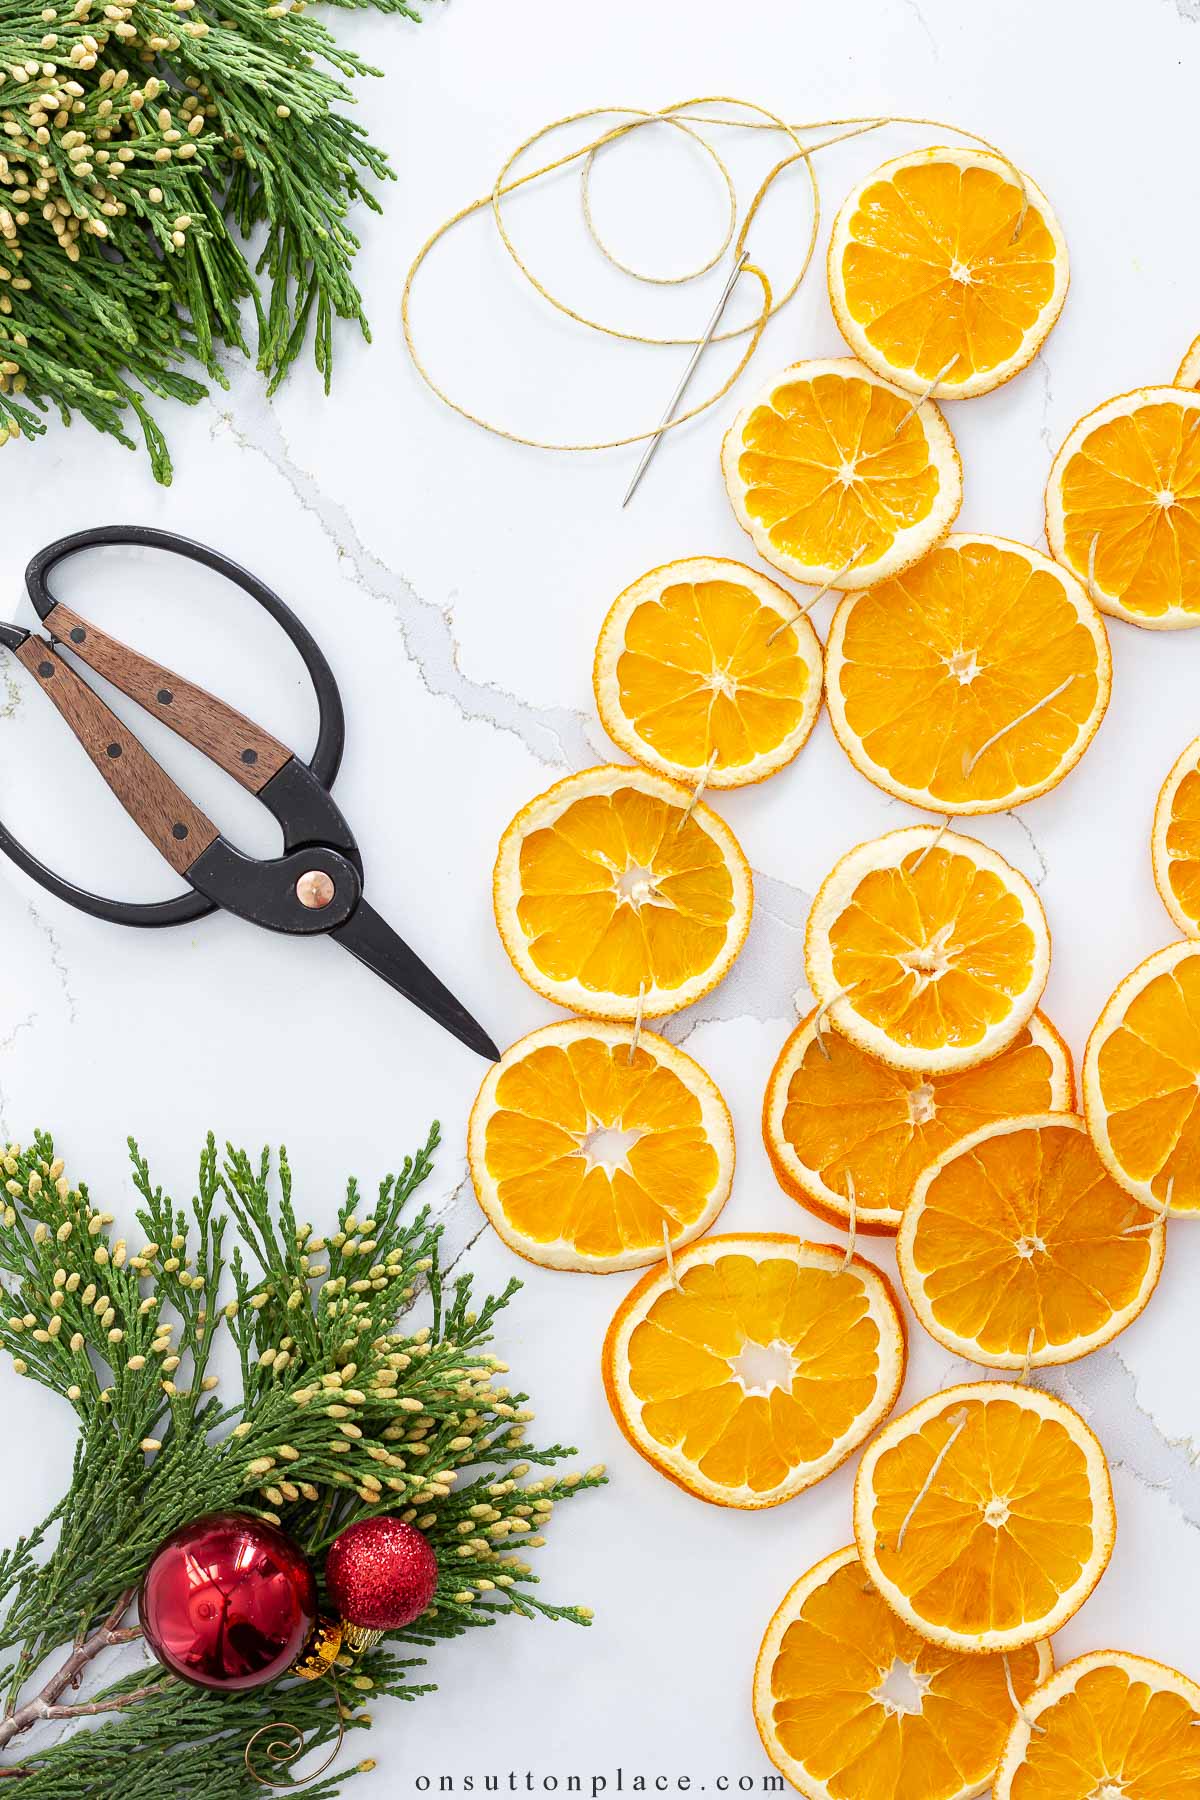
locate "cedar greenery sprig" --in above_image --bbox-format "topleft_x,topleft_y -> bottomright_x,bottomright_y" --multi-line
0,0 -> 415,483
0,1127 -> 603,1796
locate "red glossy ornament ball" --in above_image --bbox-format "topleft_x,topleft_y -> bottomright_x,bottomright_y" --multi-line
325,1516 -> 438,1633
138,1512 -> 318,1691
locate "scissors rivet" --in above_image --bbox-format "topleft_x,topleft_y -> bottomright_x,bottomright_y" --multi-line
37,661 -> 53,679
70,627 -> 86,644
296,870 -> 336,910
106,743 -> 122,760
241,748 -> 258,766
157,688 -> 173,706
172,823 -> 189,841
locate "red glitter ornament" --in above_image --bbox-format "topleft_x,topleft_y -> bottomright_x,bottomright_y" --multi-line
325,1516 -> 438,1650
138,1512 -> 318,1691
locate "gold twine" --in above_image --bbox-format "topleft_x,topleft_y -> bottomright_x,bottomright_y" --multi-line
401,99 -> 1038,454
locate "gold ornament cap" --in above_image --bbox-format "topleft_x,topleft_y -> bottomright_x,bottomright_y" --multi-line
292,1613 -> 344,1680
340,1621 -> 384,1655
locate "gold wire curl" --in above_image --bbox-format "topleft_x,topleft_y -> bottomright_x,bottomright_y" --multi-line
401,98 -> 1036,453
244,1670 -> 346,1789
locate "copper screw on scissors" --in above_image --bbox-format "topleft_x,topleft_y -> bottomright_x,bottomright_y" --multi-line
621,249 -> 751,507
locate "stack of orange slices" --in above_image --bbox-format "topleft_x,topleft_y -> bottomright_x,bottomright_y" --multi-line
473,141 -> 1198,1799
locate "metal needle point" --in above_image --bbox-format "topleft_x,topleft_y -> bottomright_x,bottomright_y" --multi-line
621,249 -> 751,508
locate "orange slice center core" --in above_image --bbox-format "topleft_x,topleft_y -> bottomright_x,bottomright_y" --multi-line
578,1123 -> 643,1173
615,862 -> 662,907
729,1338 -> 796,1395
871,1658 -> 930,1717
982,1495 -> 1011,1529
907,1083 -> 937,1125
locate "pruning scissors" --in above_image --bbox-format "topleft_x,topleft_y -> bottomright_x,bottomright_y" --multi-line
0,525 -> 500,1062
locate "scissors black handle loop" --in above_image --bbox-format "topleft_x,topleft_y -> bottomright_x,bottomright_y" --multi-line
0,525 -> 347,929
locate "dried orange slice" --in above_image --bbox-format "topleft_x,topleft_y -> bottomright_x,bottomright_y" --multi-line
602,1234 -> 906,1509
1046,386 -> 1200,630
753,1545 -> 1052,1800
897,1114 -> 1165,1368
994,1651 -> 1200,1800
854,1381 -> 1115,1653
467,1020 -> 734,1272
763,1010 -> 1073,1236
804,826 -> 1051,1075
825,535 -> 1111,814
1177,333 -> 1200,387
1083,940 -> 1200,1217
827,147 -> 1069,399
493,765 -> 752,1019
592,557 -> 823,789
720,357 -> 961,588
1152,735 -> 1200,937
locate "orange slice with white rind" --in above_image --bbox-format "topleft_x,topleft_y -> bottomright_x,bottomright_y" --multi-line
897,1114 -> 1165,1369
1177,333 -> 1200,388
825,535 -> 1111,814
592,557 -> 824,789
804,826 -> 1051,1076
827,147 -> 1069,400
1083,939 -> 1200,1217
763,1010 -> 1073,1236
1046,386 -> 1200,630
1152,735 -> 1200,938
753,1545 -> 1052,1800
853,1381 -> 1115,1654
467,1020 -> 734,1273
720,357 -> 962,588
602,1233 -> 906,1509
993,1651 -> 1200,1800
493,765 -> 752,1019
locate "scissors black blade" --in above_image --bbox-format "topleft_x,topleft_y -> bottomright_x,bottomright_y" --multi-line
331,900 -> 499,1063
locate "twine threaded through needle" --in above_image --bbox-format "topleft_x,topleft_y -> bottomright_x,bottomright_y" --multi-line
402,101 -> 1040,457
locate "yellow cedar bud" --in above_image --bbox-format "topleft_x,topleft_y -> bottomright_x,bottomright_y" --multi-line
140,1438 -> 161,1453
56,1220 -> 71,1241
11,1358 -> 26,1374
128,1354 -> 146,1370
32,1222 -> 47,1244
66,1384 -> 81,1401
231,1422 -> 252,1439
69,1332 -> 83,1352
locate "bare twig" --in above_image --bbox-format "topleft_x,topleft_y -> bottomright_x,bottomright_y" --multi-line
0,1588 -> 142,1752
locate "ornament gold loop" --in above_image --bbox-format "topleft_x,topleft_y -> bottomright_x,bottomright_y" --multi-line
244,1669 -> 346,1790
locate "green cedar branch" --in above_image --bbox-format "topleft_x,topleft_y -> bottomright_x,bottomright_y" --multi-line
0,1128 -> 603,1796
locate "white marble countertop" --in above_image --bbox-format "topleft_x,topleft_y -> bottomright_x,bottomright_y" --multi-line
0,0 -> 1197,1788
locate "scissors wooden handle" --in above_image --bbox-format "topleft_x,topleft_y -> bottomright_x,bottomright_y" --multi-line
43,602 -> 292,794
15,635 -> 220,876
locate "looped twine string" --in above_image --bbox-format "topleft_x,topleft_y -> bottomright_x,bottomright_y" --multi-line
841,1171 -> 858,1271
682,752 -> 719,821
627,982 -> 646,1063
889,354 -> 960,438
1124,1175 -> 1174,1236
1003,1654 -> 1046,1736
894,1408 -> 969,1552
962,677 -> 1074,780
245,1672 -> 346,1788
812,983 -> 856,1060
402,99 -> 1037,456
911,816 -> 956,871
767,545 -> 869,644
662,1220 -> 682,1292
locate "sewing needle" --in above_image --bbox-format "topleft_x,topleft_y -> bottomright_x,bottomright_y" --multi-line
621,248 -> 751,508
